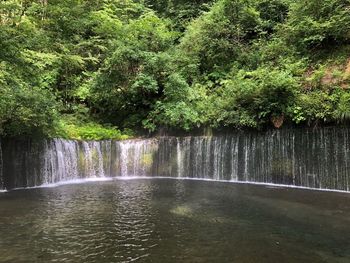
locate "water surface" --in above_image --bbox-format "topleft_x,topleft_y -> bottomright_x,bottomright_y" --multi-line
0,179 -> 349,263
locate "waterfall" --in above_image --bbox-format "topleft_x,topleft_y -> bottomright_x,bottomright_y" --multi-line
1,127 -> 350,191
176,138 -> 182,178
0,140 -> 4,190
119,139 -> 158,177
80,141 -> 105,178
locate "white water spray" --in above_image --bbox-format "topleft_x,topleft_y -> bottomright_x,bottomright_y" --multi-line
1,128 -> 350,192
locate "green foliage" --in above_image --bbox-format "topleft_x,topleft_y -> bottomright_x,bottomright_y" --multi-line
89,12 -> 176,128
178,0 -> 263,75
335,92 -> 350,121
257,0 -> 289,33
210,68 -> 299,128
144,0 -> 213,30
1,0 -> 350,138
0,10 -> 59,137
296,90 -> 339,124
145,74 -> 210,131
53,115 -> 132,141
0,83 -> 58,137
281,0 -> 350,52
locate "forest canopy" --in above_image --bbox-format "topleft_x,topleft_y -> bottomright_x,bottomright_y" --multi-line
0,0 -> 350,138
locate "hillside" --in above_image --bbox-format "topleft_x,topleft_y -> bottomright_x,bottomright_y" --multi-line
0,0 -> 349,139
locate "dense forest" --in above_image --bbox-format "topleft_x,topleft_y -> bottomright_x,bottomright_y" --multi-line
0,0 -> 349,139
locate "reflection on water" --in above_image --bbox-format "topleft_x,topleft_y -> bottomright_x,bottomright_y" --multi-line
0,179 -> 349,263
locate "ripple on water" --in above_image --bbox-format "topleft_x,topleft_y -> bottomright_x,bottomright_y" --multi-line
0,179 -> 349,263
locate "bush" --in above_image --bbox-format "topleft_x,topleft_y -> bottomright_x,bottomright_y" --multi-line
212,67 -> 299,128
295,90 -> 340,124
281,0 -> 350,52
52,115 -> 132,141
334,92 -> 350,122
144,74 -> 210,131
0,84 -> 59,137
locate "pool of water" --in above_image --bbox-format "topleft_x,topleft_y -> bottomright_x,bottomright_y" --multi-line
0,179 -> 349,263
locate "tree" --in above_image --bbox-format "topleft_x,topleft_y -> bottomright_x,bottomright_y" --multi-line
89,11 -> 176,128
281,0 -> 350,52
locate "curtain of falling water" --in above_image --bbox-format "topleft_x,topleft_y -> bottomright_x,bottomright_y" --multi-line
1,128 -> 350,191
0,140 -> 4,190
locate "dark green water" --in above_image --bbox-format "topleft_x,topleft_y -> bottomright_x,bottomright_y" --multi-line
0,179 -> 349,263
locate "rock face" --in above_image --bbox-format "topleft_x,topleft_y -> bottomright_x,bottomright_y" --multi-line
271,115 -> 284,128
1,127 -> 350,191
